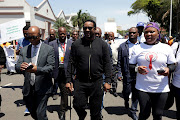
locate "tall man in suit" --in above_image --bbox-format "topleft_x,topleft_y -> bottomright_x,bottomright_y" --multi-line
15,26 -> 55,120
49,27 -> 73,120
117,27 -> 139,120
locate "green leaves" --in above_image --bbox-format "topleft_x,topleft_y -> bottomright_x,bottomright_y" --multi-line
128,0 -> 180,34
71,9 -> 93,31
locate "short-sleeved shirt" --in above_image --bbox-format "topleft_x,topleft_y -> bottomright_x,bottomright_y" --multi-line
130,42 -> 176,93
171,42 -> 180,88
17,37 -> 30,50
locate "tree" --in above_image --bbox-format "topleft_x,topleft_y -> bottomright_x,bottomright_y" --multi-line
128,0 -> 180,35
53,18 -> 70,32
71,9 -> 92,31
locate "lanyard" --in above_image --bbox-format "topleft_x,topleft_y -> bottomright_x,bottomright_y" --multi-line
60,42 -> 66,56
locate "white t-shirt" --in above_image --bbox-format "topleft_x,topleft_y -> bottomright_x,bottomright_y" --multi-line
137,32 -> 146,43
130,42 -> 176,93
171,42 -> 180,88
110,39 -> 127,64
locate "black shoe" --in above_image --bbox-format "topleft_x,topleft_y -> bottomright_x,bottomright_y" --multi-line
6,71 -> 10,75
129,113 -> 138,120
79,111 -> 87,120
60,112 -> 65,120
113,92 -> 118,97
9,72 -> 14,76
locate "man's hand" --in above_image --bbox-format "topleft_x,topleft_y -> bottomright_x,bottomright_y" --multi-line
16,47 -> 22,55
20,62 -> 29,71
0,65 -> 4,73
104,83 -> 111,92
118,77 -> 122,81
66,82 -> 74,92
26,63 -> 37,73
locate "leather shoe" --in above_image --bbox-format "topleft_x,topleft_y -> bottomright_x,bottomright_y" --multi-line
129,112 -> 138,120
113,92 -> 118,97
60,112 -> 65,120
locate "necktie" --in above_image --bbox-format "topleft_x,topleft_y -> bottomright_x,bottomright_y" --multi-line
30,46 -> 37,85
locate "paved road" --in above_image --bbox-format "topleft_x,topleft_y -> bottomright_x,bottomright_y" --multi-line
0,69 -> 177,120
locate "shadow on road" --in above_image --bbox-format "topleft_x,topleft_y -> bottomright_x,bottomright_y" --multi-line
0,113 -> 5,118
14,99 -> 25,107
163,110 -> 177,119
117,92 -> 123,98
104,106 -> 129,115
1,86 -> 23,90
47,105 -> 62,119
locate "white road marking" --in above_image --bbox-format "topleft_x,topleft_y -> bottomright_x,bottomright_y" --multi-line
0,83 -> 13,89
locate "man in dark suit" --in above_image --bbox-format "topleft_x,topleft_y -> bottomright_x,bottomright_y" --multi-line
49,27 -> 73,120
0,46 -> 6,111
44,29 -> 56,45
15,26 -> 55,120
117,27 -> 139,120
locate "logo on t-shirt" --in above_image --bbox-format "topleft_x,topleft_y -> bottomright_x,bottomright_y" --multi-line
145,52 -> 158,70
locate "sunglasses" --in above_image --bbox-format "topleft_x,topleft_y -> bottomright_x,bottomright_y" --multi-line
83,27 -> 94,30
27,36 -> 39,40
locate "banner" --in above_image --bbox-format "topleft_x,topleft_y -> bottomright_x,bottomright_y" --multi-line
0,18 -> 26,44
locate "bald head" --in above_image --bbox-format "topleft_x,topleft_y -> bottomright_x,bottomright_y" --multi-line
49,29 -> 56,40
28,26 -> 41,45
108,32 -> 114,40
95,27 -> 102,38
28,26 -> 40,35
50,29 -> 56,34
58,27 -> 67,42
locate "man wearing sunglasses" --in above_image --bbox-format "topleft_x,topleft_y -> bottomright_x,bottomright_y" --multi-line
16,25 -> 31,115
71,30 -> 79,41
44,29 -> 56,45
16,25 -> 30,55
49,27 -> 73,120
66,20 -> 111,120
15,26 -> 55,120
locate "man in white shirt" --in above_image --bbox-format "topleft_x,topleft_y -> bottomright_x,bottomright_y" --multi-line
136,22 -> 146,43
49,27 -> 73,120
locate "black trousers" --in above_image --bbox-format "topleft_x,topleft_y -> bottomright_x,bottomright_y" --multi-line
23,85 -> 49,120
137,90 -> 168,120
171,84 -> 180,120
123,80 -> 138,113
56,68 -> 69,113
73,79 -> 104,120
0,74 -> 1,108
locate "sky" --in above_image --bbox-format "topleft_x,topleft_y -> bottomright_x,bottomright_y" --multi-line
26,0 -> 149,34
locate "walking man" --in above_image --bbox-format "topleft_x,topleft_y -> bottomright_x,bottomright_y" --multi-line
66,20 -> 111,120
15,26 -> 55,120
49,27 -> 73,120
117,27 -> 139,120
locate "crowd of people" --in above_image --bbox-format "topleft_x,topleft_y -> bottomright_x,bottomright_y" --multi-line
0,19 -> 180,120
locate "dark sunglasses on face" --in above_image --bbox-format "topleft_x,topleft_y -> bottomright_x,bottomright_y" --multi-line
27,36 -> 39,40
83,27 -> 94,30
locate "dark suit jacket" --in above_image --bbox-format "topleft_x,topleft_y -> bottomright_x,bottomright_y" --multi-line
0,46 -> 6,65
117,40 -> 137,83
15,42 -> 55,96
49,39 -> 73,79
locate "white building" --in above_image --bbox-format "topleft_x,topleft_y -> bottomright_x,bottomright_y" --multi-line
0,0 -> 57,39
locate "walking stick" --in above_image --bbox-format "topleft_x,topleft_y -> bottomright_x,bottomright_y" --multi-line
70,86 -> 72,120
69,60 -> 73,120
